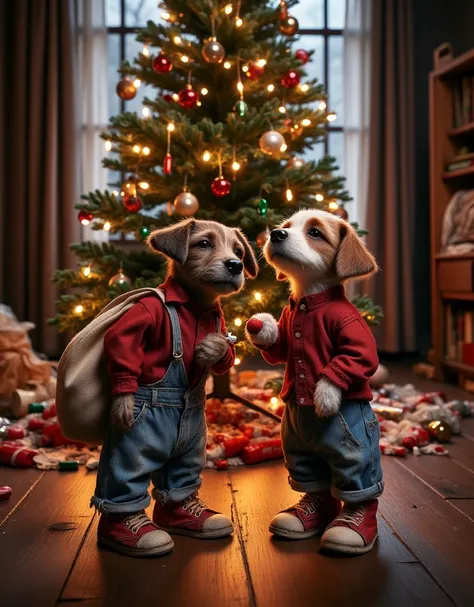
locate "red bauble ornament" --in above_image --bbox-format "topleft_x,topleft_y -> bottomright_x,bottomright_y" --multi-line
295,49 -> 310,64
162,94 -> 175,103
281,70 -> 300,88
78,210 -> 93,225
178,85 -> 199,109
153,54 -> 172,73
247,63 -> 265,80
164,153 -> 172,175
211,177 -> 231,197
123,194 -> 142,213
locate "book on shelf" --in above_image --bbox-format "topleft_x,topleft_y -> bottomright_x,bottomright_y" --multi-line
445,307 -> 474,363
445,158 -> 474,172
452,76 -> 474,128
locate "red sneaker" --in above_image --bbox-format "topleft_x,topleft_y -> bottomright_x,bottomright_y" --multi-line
320,499 -> 379,555
269,492 -> 341,539
97,510 -> 174,557
153,493 -> 233,539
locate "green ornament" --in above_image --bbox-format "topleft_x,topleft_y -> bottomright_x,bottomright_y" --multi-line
234,99 -> 248,117
139,226 -> 151,241
257,198 -> 268,217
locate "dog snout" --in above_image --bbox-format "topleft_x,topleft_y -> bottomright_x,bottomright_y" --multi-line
270,229 -> 289,243
224,259 -> 244,276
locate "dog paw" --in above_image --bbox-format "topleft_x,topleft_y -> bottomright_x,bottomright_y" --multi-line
314,378 -> 342,417
245,313 -> 278,347
195,333 -> 229,367
111,393 -> 134,429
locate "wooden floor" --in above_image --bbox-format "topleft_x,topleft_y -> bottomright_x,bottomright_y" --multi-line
1,365 -> 474,607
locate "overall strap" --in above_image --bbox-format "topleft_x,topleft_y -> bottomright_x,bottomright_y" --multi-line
164,302 -> 184,359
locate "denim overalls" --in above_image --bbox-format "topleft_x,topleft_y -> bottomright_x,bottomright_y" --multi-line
92,297 -> 217,514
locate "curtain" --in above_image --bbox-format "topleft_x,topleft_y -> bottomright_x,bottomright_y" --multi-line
363,0 -> 416,352
343,0 -> 372,227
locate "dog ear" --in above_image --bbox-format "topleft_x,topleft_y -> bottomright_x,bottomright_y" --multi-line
335,222 -> 377,280
234,229 -> 258,278
147,219 -> 194,264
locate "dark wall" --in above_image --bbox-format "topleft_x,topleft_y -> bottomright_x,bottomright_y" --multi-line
413,0 -> 474,357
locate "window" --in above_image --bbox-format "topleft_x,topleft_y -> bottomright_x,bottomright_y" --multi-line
106,0 -> 345,173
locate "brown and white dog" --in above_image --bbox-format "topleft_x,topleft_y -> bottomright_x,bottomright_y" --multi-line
246,209 -> 377,416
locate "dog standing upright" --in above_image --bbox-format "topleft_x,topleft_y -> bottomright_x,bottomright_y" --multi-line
91,218 -> 257,557
246,209 -> 382,555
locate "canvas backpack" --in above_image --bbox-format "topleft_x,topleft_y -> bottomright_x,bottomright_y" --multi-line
56,287 -> 164,446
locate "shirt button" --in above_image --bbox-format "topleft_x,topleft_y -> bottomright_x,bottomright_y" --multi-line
299,304 -> 306,310
299,373 -> 305,379
295,332 -> 301,338
299,398 -> 305,404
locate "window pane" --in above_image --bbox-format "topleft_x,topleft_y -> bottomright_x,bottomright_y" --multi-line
291,0 -> 324,29
106,0 -> 121,27
108,34 -> 121,118
303,141 -> 325,164
328,0 -> 346,29
296,35 -> 325,87
125,34 -> 155,113
328,36 -> 344,124
125,0 -> 160,26
328,131 -> 344,175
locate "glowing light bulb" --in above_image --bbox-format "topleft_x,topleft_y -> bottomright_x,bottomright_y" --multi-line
202,151 -> 211,162
257,59 -> 266,68
172,93 -> 179,102
161,12 -> 171,21
234,317 -> 243,327
301,119 -> 311,126
142,146 -> 150,155
232,161 -> 241,171
242,65 -> 249,73
104,140 -> 112,151
181,55 -> 189,63
82,266 -> 91,277
328,201 -> 339,211
223,61 -> 231,69
225,4 -> 233,14
142,107 -> 150,117
235,17 -> 243,27
138,181 -> 149,190
201,87 -> 209,95
142,44 -> 149,57
173,36 -> 182,45
278,105 -> 286,113
234,357 -> 242,365
270,396 -> 279,406
327,112 -> 337,122
267,84 -> 275,92
285,188 -> 293,202
237,81 -> 244,93
167,122 -> 175,132
120,191 -> 125,197
133,78 -> 141,88
112,190 -> 119,197
74,305 -> 84,314
133,144 -> 141,154
299,83 -> 309,92
254,291 -> 262,301
318,101 -> 327,111
280,143 -> 288,152
103,221 -> 111,231
197,101 -> 202,106
315,193 -> 324,202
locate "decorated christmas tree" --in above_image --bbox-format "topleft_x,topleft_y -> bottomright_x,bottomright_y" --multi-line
52,0 -> 382,374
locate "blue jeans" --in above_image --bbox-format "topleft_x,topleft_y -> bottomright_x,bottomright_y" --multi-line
282,398 -> 384,503
91,386 -> 206,514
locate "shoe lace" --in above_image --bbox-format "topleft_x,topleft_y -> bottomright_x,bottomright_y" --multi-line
337,504 -> 366,527
293,494 -> 318,517
123,511 -> 151,534
181,494 -> 207,517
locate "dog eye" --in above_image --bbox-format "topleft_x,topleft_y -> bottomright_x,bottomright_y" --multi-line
234,249 -> 243,259
308,227 -> 322,239
196,239 -> 212,249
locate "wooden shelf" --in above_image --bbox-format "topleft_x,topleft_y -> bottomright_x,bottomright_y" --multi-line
448,122 -> 474,137
442,359 -> 474,378
442,166 -> 474,180
435,252 -> 474,260
434,48 -> 474,77
441,291 -> 474,301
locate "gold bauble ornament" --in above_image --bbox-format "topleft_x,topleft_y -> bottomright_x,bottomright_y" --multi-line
174,188 -> 199,216
116,78 -> 137,100
287,156 -> 305,170
259,130 -> 285,156
427,420 -> 452,443
279,15 -> 299,36
202,38 -> 225,64
256,228 -> 271,248
108,271 -> 132,288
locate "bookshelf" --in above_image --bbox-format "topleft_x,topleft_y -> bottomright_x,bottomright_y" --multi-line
430,45 -> 474,387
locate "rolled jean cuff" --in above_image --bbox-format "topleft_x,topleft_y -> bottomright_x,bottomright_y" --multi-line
90,493 -> 151,514
288,476 -> 331,493
331,480 -> 384,503
152,478 -> 202,504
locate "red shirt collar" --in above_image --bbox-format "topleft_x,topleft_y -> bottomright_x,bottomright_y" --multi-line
289,285 -> 346,310
159,276 -> 222,313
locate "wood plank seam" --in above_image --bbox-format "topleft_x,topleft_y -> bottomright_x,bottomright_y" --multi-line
229,471 -> 257,607
57,511 -> 98,606
392,459 -> 468,501
446,500 -> 474,524
0,471 -> 45,529
378,512 -> 422,563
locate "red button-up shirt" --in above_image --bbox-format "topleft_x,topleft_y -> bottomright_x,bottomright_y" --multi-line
103,277 -> 235,395
255,286 -> 378,405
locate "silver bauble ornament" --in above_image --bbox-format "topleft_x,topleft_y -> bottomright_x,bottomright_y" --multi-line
174,188 -> 199,216
259,130 -> 285,156
202,38 -> 225,64
287,156 -> 305,169
108,271 -> 132,288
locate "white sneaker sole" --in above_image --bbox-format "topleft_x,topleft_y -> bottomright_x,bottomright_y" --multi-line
98,536 -> 174,557
269,525 -> 324,540
320,533 -> 378,555
159,524 -> 234,539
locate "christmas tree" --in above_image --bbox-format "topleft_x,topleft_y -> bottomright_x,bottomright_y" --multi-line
52,0 -> 382,372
